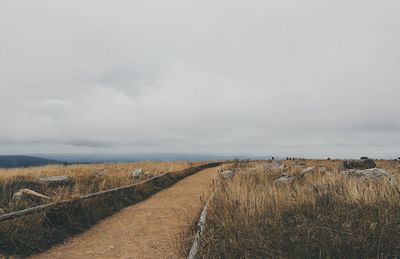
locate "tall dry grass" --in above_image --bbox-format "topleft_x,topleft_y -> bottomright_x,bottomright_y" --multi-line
196,160 -> 400,258
0,161 -> 200,214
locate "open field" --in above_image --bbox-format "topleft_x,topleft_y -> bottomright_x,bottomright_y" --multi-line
0,161 -> 200,214
0,161 -> 218,256
187,159 -> 400,258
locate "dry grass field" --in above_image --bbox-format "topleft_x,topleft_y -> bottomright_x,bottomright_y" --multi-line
186,159 -> 400,258
0,161 -> 199,214
0,161 -> 215,255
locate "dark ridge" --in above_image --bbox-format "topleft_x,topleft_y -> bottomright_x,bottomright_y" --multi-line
0,155 -> 61,168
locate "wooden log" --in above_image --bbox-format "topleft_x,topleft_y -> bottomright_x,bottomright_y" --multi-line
187,194 -> 213,259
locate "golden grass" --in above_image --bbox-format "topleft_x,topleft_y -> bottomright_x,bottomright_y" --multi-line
0,161 -> 198,182
0,161 -> 201,214
195,159 -> 400,258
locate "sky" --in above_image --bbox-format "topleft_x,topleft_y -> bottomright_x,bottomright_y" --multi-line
0,0 -> 399,158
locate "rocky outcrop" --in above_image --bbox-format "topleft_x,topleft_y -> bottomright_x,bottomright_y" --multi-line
220,170 -> 235,180
274,173 -> 295,185
132,168 -> 145,178
264,162 -> 285,171
343,159 -> 376,170
342,168 -> 389,179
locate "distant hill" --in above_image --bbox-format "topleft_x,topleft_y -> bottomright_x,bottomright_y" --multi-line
37,153 -> 273,163
0,155 -> 61,168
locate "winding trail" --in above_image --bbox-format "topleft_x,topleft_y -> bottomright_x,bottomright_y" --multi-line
31,166 -> 219,259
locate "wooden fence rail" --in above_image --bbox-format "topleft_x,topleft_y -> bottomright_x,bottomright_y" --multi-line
0,162 -> 221,223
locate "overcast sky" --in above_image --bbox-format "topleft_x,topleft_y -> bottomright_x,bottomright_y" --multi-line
1,1 -> 399,158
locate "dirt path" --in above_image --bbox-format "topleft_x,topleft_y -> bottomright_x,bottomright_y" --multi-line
31,167 -> 219,259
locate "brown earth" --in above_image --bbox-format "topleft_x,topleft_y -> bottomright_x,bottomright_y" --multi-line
30,167 -> 219,259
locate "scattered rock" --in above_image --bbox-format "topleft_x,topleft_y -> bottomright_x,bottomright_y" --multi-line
11,188 -> 50,204
318,167 -> 327,173
39,175 -> 72,186
132,168 -> 145,178
343,159 -> 376,170
342,168 -> 389,179
274,173 -> 295,185
220,170 -> 235,180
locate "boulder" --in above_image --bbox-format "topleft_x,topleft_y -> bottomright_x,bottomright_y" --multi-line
342,168 -> 389,179
274,173 -> 295,185
132,168 -> 145,178
318,167 -> 327,173
264,162 -> 285,171
220,170 -> 235,180
343,159 -> 376,170
11,188 -> 50,204
39,175 -> 71,186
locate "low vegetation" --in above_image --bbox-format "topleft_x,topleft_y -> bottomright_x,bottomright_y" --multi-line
0,161 -> 198,214
190,159 -> 400,258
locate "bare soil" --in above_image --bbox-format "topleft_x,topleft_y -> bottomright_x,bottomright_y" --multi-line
30,166 -> 219,259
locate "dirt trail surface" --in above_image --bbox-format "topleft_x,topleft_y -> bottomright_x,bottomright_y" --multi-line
31,167 -> 219,259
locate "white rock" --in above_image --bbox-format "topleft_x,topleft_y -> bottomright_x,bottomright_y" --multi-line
342,168 -> 389,179
318,167 -> 327,173
220,170 -> 235,180
264,162 -> 285,171
132,168 -> 145,177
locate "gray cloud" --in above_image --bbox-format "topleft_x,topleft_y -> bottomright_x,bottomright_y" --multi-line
1,0 -> 400,158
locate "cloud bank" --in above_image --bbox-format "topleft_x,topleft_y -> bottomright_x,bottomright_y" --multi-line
1,0 -> 400,158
